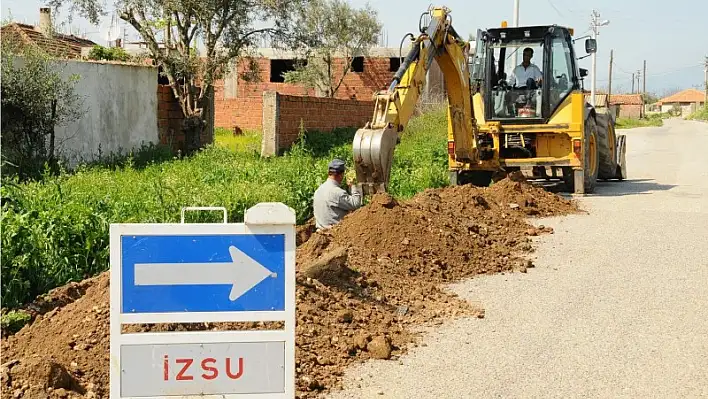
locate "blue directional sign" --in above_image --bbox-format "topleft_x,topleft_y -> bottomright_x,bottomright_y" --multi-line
120,234 -> 285,313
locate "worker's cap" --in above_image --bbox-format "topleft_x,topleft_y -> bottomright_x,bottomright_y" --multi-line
327,158 -> 346,173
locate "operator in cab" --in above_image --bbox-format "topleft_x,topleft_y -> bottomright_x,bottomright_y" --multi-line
508,47 -> 543,89
313,158 -> 362,230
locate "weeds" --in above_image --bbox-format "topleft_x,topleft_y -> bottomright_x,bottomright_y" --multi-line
686,105 -> 708,121
616,114 -> 664,129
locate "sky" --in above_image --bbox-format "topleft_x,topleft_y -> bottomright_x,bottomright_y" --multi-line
4,0 -> 707,97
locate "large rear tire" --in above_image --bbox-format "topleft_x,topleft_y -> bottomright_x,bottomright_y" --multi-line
595,112 -> 617,180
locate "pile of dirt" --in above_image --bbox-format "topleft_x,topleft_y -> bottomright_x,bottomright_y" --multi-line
486,172 -> 581,217
1,176 -> 580,399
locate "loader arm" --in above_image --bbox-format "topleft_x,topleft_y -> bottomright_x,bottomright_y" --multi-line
353,6 -> 480,195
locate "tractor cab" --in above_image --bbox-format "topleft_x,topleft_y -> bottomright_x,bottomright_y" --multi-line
471,24 -> 595,124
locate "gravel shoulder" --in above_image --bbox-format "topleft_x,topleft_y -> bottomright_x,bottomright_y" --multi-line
326,118 -> 708,398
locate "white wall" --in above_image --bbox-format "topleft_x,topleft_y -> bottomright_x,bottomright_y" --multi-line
661,102 -> 705,115
54,60 -> 158,166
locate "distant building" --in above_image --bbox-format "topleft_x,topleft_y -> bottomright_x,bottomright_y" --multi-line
658,88 -> 706,115
1,7 -> 97,58
584,93 -> 644,118
584,93 -> 609,108
608,94 -> 644,119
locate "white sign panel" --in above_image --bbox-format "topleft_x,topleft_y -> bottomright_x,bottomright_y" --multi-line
110,204 -> 296,399
121,341 -> 285,397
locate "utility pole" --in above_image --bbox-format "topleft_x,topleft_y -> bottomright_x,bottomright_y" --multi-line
631,73 -> 635,94
608,49 -> 613,104
511,0 -> 520,69
643,60 -> 647,95
590,10 -> 610,107
636,70 -> 641,95
704,56 -> 707,105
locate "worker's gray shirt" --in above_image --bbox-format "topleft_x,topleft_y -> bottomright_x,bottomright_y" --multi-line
313,178 -> 362,230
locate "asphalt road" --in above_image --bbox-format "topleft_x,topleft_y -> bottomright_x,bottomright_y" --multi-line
327,118 -> 708,399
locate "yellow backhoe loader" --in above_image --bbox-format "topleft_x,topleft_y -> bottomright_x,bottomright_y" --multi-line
352,6 -> 627,195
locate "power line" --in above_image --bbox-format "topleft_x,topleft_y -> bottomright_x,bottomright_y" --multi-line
644,63 -> 703,77
612,62 -> 633,75
547,0 -> 564,17
610,61 -> 702,78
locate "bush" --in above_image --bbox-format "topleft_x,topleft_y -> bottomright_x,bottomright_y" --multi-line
87,45 -> 132,62
686,105 -> 708,121
1,41 -> 85,181
1,110 -> 450,309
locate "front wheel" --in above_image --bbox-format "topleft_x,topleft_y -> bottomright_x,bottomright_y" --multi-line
614,135 -> 627,180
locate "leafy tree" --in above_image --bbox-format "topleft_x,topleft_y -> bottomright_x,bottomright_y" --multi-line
87,44 -> 132,61
283,0 -> 381,97
1,40 -> 85,180
47,0 -> 305,152
641,92 -> 659,105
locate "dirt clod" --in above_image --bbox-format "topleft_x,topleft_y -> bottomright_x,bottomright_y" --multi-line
354,333 -> 371,350
367,336 -> 393,360
337,310 -> 354,323
301,246 -> 353,286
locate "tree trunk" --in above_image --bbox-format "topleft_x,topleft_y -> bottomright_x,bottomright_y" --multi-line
182,115 -> 203,154
49,99 -> 57,163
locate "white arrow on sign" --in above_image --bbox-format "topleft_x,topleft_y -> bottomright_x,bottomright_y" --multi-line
134,246 -> 276,301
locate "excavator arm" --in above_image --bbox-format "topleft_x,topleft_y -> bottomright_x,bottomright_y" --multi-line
353,6 -> 480,195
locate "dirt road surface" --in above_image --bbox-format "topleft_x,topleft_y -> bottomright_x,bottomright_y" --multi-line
327,118 -> 708,398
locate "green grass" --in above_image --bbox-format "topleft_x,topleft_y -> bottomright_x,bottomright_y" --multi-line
686,106 -> 708,121
0,310 -> 31,334
214,127 -> 262,153
1,109 -> 450,309
616,113 -> 664,129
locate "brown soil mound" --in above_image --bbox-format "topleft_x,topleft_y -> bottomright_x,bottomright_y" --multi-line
1,177 -> 580,399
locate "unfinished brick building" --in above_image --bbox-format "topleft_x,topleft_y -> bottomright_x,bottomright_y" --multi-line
213,47 -> 445,133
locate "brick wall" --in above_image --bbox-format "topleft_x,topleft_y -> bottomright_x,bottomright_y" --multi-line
618,104 -> 643,119
213,85 -> 264,132
157,84 -> 186,151
157,84 -> 214,152
261,91 -> 374,156
214,55 -> 394,132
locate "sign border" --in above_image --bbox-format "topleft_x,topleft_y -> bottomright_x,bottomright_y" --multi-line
112,223 -> 288,322
110,203 -> 296,399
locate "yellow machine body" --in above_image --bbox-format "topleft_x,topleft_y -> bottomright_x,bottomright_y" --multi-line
352,6 -> 626,195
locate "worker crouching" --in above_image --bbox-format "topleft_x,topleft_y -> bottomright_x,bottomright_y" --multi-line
313,158 -> 362,230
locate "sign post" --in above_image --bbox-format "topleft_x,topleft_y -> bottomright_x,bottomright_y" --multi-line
110,203 -> 296,398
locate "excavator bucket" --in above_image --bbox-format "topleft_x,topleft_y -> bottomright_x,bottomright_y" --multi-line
352,125 -> 398,195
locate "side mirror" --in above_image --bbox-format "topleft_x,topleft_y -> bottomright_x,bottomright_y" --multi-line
585,38 -> 597,54
579,68 -> 588,78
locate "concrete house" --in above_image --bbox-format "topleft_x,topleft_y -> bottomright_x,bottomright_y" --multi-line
607,94 -> 644,119
583,93 -> 644,118
658,89 -> 706,115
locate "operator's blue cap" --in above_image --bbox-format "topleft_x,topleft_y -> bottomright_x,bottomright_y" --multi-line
328,158 -> 346,173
